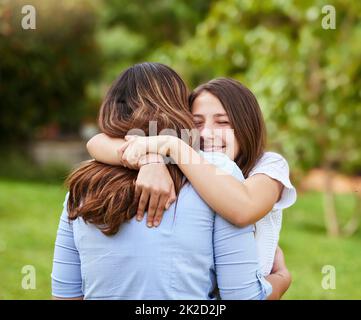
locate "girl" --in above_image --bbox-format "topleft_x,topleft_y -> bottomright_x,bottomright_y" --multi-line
87,77 -> 297,277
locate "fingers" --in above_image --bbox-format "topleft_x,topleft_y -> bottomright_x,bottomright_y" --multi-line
122,139 -> 147,168
275,246 -> 285,262
271,245 -> 287,274
122,145 -> 140,168
119,140 -> 131,153
117,141 -> 131,166
136,187 -> 150,222
153,184 -> 176,227
165,184 -> 176,210
146,190 -> 160,227
134,184 -> 141,202
124,135 -> 138,143
153,194 -> 169,227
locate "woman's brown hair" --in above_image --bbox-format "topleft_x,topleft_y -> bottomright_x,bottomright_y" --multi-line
66,63 -> 195,235
189,78 -> 266,178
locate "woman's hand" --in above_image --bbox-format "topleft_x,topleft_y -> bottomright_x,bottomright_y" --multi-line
135,162 -> 176,228
271,246 -> 290,276
116,135 -> 179,227
266,246 -> 292,300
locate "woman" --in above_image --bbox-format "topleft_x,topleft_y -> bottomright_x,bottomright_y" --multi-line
52,63 -> 290,300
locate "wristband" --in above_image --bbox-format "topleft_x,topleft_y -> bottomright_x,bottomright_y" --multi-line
140,161 -> 164,167
138,154 -> 165,167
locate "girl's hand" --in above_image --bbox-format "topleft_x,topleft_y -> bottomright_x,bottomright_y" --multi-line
271,246 -> 290,276
118,135 -> 178,168
135,162 -> 176,227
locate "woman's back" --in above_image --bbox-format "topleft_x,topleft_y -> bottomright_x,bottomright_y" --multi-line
56,182 -> 216,300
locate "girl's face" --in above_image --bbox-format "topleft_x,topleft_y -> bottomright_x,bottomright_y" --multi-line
191,91 -> 240,160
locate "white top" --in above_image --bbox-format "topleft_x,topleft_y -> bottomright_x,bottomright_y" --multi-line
249,152 -> 297,276
200,151 -> 296,276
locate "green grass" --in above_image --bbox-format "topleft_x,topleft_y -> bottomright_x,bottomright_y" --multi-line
281,192 -> 361,299
0,179 -> 360,299
0,180 -> 66,299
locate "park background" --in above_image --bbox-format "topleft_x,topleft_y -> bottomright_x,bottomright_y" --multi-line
0,0 -> 360,299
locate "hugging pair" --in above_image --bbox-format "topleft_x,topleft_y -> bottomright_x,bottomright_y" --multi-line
52,62 -> 296,300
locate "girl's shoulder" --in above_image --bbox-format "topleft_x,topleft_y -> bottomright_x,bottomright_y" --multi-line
255,151 -> 289,168
250,151 -> 290,178
250,151 -> 296,210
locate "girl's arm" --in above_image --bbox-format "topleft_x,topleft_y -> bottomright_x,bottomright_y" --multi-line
122,135 -> 283,227
87,133 -> 168,170
176,149 -> 282,227
87,133 -> 127,166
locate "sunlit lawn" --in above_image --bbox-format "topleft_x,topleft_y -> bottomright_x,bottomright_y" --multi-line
0,179 -> 360,299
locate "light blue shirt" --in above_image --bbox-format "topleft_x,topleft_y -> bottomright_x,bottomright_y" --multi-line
52,152 -> 272,299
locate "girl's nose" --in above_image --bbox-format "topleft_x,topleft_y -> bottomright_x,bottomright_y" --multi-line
200,127 -> 214,140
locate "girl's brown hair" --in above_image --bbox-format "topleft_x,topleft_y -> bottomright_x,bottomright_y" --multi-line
66,63 -> 195,235
189,78 -> 266,178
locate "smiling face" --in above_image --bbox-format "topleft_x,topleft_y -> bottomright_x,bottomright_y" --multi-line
189,78 -> 266,178
191,91 -> 240,160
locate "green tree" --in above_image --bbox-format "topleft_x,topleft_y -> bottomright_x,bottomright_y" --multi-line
0,0 -> 102,144
153,0 -> 361,236
97,0 -> 214,81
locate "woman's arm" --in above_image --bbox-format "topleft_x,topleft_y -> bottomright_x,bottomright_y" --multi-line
121,135 -> 283,227
52,193 -> 84,300
214,213 -> 290,300
52,296 -> 83,300
214,215 -> 268,300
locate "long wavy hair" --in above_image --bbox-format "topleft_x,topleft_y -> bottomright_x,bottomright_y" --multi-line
66,63 -> 195,235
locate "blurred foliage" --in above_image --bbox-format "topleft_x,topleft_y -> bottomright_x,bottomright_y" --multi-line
0,0 -> 360,176
149,0 -> 361,176
96,0 -> 213,81
0,0 -> 102,143
0,149 -> 70,184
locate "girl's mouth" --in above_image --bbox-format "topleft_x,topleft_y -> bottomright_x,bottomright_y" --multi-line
202,146 -> 226,152
200,138 -> 226,153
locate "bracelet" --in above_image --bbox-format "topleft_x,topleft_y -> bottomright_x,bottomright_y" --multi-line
140,161 -> 164,167
138,153 -> 165,167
